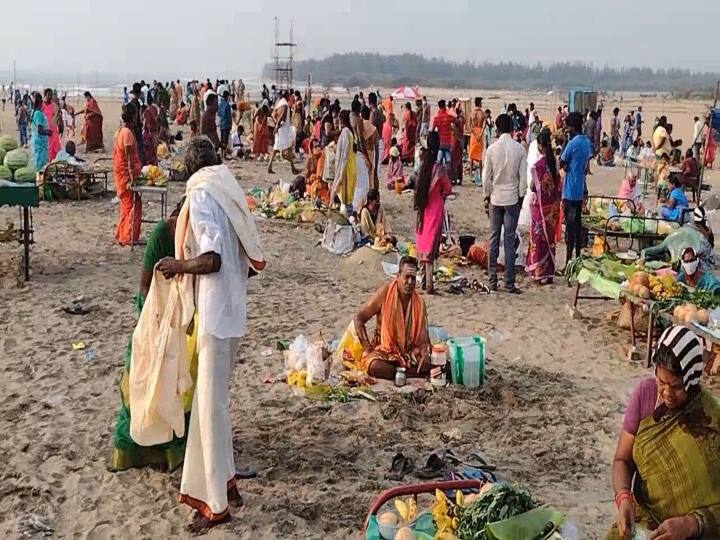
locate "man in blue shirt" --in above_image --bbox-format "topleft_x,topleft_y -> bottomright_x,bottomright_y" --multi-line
218,91 -> 233,160
560,112 -> 593,265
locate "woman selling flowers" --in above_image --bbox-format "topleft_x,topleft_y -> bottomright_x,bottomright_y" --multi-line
607,326 -> 720,539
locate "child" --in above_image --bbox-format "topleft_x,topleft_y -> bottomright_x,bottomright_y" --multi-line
597,140 -> 614,166
16,101 -> 28,147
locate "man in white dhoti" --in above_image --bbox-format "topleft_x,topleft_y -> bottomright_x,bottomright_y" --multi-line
156,136 -> 265,533
267,89 -> 299,176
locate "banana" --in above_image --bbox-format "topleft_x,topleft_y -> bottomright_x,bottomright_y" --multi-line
455,490 -> 464,507
407,497 -> 417,521
395,499 -> 409,523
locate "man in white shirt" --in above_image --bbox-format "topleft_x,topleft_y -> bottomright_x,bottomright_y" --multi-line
482,113 -> 528,293
157,136 -> 265,533
693,116 -> 704,160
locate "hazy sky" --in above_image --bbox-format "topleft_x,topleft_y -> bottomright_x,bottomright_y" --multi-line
2,0 -> 718,79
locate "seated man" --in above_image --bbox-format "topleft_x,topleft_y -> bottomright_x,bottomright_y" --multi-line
677,247 -> 720,293
676,148 -> 699,191
354,256 -> 431,380
385,146 -> 405,190
54,141 -> 85,167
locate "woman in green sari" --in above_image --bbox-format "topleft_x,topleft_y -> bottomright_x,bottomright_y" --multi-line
608,325 -> 720,539
111,200 -> 198,472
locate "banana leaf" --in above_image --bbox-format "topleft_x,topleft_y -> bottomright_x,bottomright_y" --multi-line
486,507 -> 566,540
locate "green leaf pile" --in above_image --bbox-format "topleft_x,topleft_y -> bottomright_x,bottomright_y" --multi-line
456,484 -> 538,540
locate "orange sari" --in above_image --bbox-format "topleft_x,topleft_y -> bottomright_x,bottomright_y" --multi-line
361,281 -> 426,371
113,127 -> 143,245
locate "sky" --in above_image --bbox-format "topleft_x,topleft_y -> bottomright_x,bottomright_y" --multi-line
2,0 -> 719,81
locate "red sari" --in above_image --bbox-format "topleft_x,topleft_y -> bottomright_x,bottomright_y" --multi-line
525,157 -> 562,282
705,126 -> 716,169
84,98 -> 104,151
252,114 -> 269,156
142,106 -> 159,165
381,113 -> 395,164
402,109 -> 417,163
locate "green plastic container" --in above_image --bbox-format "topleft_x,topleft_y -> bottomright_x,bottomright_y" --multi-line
447,336 -> 485,387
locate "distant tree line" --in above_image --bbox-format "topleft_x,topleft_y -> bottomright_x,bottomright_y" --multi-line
263,53 -> 720,93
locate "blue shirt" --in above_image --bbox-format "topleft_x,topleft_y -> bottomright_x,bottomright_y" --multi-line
664,187 -> 689,222
560,134 -> 593,201
678,268 -> 720,294
218,100 -> 232,131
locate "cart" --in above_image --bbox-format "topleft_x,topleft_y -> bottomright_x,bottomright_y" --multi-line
0,184 -> 39,281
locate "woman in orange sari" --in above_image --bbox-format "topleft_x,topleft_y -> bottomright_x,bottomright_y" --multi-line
401,102 -> 417,164
252,105 -> 270,158
113,106 -> 143,246
142,95 -> 160,165
42,89 -> 62,161
76,91 -> 104,151
705,124 -> 716,169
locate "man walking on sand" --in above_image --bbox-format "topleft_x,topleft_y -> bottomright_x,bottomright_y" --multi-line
267,90 -> 299,175
483,113 -> 527,294
156,136 -> 265,533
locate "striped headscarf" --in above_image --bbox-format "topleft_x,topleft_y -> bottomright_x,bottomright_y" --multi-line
654,325 -> 704,391
693,206 -> 707,224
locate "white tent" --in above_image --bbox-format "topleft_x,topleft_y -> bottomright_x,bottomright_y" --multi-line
391,86 -> 420,100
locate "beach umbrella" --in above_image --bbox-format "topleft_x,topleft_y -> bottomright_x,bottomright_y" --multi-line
391,86 -> 420,100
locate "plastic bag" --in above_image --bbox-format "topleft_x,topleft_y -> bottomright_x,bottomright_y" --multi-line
305,341 -> 329,385
334,322 -> 364,372
284,335 -> 309,373
321,221 -> 355,255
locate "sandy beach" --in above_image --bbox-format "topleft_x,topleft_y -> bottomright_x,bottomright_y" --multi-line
0,91 -> 718,539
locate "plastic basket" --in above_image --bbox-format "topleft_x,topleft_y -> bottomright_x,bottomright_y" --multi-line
447,336 -> 485,387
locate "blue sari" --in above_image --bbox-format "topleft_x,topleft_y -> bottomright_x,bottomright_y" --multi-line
31,109 -> 49,169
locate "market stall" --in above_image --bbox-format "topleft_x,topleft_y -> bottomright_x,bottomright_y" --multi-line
0,184 -> 39,281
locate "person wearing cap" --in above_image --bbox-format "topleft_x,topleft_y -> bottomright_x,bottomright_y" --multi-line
608,325 -> 720,539
385,145 -> 405,190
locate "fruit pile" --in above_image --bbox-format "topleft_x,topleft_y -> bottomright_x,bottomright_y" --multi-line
649,274 -> 684,300
139,165 -> 167,187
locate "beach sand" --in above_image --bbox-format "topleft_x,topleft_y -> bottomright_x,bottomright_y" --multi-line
0,92 -> 718,539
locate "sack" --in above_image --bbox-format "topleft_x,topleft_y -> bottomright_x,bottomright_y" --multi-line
617,301 -> 648,331
321,221 -> 354,255
284,335 -> 309,373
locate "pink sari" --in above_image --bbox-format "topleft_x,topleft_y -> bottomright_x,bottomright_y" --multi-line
415,164 -> 452,261
381,113 -> 395,164
42,101 -> 62,160
526,157 -> 562,281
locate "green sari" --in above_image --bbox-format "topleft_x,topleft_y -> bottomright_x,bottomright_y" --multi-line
110,221 -> 199,472
606,389 -> 720,538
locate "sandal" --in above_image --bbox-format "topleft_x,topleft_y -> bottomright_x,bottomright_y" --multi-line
385,453 -> 414,481
416,453 -> 446,479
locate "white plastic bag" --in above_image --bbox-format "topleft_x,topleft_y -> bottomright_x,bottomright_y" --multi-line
284,335 -> 309,373
321,221 -> 355,255
305,341 -> 328,385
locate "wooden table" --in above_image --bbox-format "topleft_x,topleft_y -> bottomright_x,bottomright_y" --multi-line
0,184 -> 39,281
129,185 -> 168,251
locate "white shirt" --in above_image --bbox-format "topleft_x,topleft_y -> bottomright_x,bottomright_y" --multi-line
203,90 -> 217,107
482,133 -> 528,207
189,189 -> 249,339
694,120 -> 704,144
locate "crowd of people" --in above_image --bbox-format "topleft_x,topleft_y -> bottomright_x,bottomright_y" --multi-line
7,75 -> 719,535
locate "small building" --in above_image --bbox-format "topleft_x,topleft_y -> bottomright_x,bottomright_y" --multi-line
568,88 -> 598,113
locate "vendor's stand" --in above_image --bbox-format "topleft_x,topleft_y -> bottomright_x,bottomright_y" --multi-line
39,157 -> 111,201
0,184 -> 39,281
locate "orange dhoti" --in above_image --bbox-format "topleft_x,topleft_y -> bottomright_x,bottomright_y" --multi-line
468,126 -> 484,163
115,191 -> 142,246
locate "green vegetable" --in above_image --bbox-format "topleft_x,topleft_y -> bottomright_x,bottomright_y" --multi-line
565,254 -> 636,285
456,484 -> 538,540
303,384 -> 349,402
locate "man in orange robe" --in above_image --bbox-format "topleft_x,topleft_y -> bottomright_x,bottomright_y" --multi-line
354,256 -> 431,380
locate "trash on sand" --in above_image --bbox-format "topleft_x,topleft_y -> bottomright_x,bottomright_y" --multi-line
83,349 -> 97,362
261,348 -> 273,357
71,341 -> 86,350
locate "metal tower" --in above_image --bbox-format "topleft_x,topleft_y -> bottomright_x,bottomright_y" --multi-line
273,17 -> 296,91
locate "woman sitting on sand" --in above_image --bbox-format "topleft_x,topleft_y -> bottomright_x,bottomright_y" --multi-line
607,325 -> 720,539
110,201 -> 198,472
